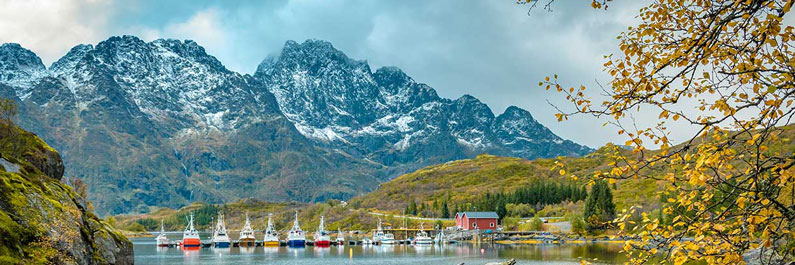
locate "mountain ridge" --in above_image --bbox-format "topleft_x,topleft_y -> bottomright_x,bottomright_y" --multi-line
0,35 -> 592,215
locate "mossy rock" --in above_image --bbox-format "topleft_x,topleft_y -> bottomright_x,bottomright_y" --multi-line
0,124 -> 133,264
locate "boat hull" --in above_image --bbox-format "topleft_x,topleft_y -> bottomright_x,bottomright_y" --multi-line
181,238 -> 201,247
214,241 -> 231,248
239,238 -> 255,247
314,240 -> 331,247
288,239 -> 306,247
263,241 -> 280,247
381,240 -> 396,245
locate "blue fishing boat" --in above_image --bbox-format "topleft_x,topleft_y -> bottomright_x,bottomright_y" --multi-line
287,211 -> 306,247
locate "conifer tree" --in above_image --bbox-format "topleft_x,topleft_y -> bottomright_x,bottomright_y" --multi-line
584,180 -> 615,231
441,200 -> 450,219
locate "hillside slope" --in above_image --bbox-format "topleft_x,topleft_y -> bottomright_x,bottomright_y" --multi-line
349,148 -> 661,215
0,124 -> 132,264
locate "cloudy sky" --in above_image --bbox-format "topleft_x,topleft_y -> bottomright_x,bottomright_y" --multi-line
0,0 -> 651,148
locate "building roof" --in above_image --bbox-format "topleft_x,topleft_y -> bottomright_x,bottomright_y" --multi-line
456,212 -> 498,219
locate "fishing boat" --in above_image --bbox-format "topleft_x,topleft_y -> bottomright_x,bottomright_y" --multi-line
238,212 -> 256,247
361,237 -> 373,245
381,232 -> 396,245
313,216 -> 331,247
156,219 -> 169,247
211,211 -> 231,248
287,211 -> 306,247
335,228 -> 345,246
263,213 -> 280,247
181,213 -> 201,247
413,223 -> 433,245
373,218 -> 385,244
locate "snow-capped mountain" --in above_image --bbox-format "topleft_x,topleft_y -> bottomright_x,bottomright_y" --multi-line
0,36 -> 591,215
255,40 -> 591,166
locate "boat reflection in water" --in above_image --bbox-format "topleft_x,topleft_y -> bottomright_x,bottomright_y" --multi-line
156,246 -> 169,253
413,244 -> 432,255
211,246 -> 231,257
313,245 -> 330,257
289,246 -> 306,258
181,246 -> 200,263
263,245 -> 280,255
239,246 -> 256,254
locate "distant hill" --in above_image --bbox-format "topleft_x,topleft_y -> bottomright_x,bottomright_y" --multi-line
349,147 -> 662,215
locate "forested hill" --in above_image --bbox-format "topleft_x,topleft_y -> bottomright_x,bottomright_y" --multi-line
348,147 -> 661,217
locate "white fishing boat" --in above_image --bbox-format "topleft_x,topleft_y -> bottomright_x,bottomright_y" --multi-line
335,228 -> 345,245
211,211 -> 231,248
287,211 -> 306,247
156,219 -> 169,247
263,213 -> 280,247
238,212 -> 256,247
373,218 -> 385,244
413,223 -> 433,245
181,213 -> 201,247
381,232 -> 396,245
314,216 -> 331,247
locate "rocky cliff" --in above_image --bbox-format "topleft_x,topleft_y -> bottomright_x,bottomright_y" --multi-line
0,123 -> 133,264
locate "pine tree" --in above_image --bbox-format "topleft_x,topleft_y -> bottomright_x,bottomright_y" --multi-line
496,202 -> 507,221
584,179 -> 615,231
408,199 -> 417,216
441,200 -> 450,219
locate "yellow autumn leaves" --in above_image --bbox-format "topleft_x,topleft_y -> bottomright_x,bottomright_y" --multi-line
539,0 -> 795,264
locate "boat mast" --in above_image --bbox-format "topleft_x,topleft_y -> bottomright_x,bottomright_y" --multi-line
267,213 -> 274,231
292,210 -> 300,230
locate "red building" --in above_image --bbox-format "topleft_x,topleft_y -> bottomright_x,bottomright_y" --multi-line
455,212 -> 499,230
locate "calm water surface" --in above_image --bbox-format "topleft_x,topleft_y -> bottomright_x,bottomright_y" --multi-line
133,235 -> 626,265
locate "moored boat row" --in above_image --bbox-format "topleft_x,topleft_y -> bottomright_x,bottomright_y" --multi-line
155,211 -> 441,248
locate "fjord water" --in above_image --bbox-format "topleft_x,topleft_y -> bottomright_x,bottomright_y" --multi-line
132,237 -> 627,264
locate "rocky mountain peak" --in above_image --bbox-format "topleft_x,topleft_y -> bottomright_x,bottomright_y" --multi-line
0,43 -> 44,71
49,44 -> 93,75
0,43 -> 47,98
261,39 -> 370,77
500,105 -> 535,121
151,38 -> 227,72
373,66 -> 412,88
